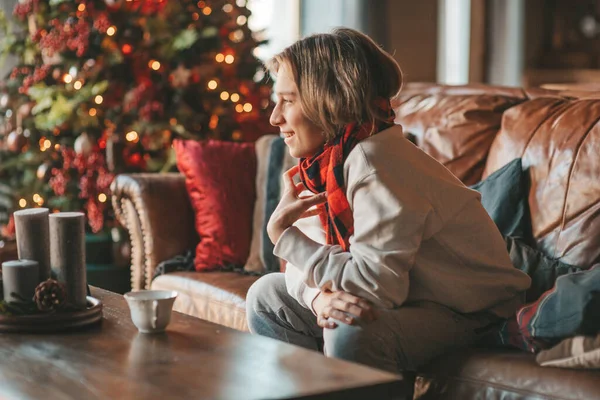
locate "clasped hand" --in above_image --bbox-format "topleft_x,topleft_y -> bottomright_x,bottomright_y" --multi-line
313,290 -> 377,329
266,165 -> 327,244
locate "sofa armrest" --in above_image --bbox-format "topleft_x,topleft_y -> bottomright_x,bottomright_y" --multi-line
111,173 -> 198,290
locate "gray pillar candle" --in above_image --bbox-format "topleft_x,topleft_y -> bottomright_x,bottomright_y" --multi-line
2,260 -> 39,303
14,208 -> 51,283
49,212 -> 87,309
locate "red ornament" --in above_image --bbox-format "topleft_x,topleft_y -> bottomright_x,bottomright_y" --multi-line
123,0 -> 167,15
39,17 -> 90,58
48,147 -> 114,232
86,199 -> 104,233
49,168 -> 67,195
13,0 -> 40,20
123,83 -> 152,112
128,153 -> 142,166
93,13 -> 111,33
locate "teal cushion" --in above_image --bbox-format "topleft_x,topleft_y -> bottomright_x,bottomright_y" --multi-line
469,158 -> 532,242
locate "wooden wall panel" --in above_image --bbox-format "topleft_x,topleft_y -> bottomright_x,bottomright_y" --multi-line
387,0 -> 439,83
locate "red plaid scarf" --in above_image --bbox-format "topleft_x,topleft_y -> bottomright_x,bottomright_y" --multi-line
299,99 -> 395,251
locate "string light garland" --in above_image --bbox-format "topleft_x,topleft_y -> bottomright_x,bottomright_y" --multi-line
149,60 -> 161,70
33,194 -> 44,206
209,115 -> 219,129
125,131 -> 139,142
229,30 -> 244,42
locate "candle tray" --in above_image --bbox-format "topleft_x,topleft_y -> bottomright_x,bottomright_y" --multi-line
0,296 -> 102,333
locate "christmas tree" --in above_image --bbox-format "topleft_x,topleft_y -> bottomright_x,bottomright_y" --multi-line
0,0 -> 274,238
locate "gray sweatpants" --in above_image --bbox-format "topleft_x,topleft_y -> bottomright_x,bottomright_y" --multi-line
246,273 -> 500,374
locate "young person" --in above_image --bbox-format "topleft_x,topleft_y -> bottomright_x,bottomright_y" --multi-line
246,28 -> 531,374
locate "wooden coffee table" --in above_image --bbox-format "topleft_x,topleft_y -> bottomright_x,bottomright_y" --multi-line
0,287 -> 407,399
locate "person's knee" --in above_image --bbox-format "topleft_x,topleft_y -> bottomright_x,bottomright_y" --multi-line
246,273 -> 286,329
323,319 -> 368,360
323,319 -> 401,373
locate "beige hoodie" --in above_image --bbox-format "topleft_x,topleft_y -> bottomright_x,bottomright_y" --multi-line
276,124 -> 531,318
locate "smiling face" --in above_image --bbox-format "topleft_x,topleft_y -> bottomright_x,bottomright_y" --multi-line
269,63 -> 326,159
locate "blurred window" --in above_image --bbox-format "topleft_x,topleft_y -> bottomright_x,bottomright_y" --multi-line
438,0 -> 471,84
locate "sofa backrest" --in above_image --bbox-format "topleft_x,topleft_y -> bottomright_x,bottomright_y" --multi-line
484,95 -> 600,267
394,83 -> 600,268
393,83 -> 526,185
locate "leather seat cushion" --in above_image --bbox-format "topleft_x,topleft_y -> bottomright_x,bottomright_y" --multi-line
415,348 -> 600,400
151,271 -> 259,331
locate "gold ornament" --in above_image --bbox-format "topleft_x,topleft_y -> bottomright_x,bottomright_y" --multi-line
37,163 -> 50,180
41,48 -> 62,65
27,14 -> 37,38
74,132 -> 94,155
18,102 -> 34,119
52,68 -> 62,80
0,93 -> 9,109
171,64 -> 192,88
6,130 -> 28,153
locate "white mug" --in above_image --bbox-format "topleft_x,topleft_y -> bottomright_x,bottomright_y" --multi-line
124,290 -> 178,333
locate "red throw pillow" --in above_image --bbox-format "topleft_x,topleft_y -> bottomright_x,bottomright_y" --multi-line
174,139 -> 257,271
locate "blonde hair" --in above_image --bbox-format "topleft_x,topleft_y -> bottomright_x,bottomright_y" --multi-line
266,28 -> 403,141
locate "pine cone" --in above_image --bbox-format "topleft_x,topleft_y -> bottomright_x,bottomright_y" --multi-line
34,279 -> 67,312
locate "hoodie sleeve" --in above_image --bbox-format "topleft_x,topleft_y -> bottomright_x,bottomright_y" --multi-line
274,170 -> 434,308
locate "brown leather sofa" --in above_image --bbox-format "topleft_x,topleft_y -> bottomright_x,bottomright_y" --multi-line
111,83 -> 600,399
